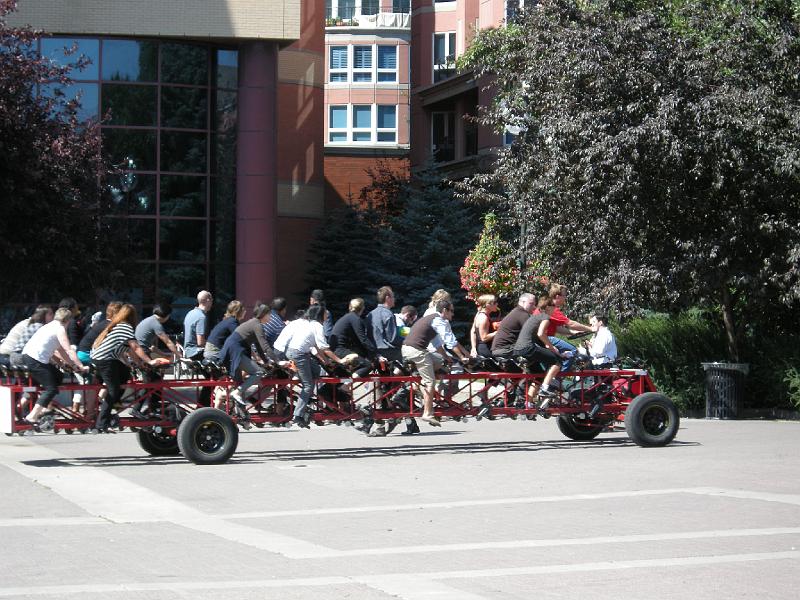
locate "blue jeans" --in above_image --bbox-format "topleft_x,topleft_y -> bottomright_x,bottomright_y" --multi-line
549,337 -> 576,372
286,350 -> 320,418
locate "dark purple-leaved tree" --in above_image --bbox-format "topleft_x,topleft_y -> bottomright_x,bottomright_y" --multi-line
0,0 -> 131,306
458,0 -> 800,361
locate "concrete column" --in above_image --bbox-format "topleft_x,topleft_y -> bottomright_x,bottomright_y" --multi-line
236,41 -> 278,307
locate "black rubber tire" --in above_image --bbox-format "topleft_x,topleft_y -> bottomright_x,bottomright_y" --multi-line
556,414 -> 604,441
177,407 -> 238,464
136,429 -> 180,456
625,392 -> 680,447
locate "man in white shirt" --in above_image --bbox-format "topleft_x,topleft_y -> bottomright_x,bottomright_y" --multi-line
583,314 -> 617,365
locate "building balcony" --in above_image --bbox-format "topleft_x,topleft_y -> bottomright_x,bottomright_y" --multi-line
325,11 -> 410,30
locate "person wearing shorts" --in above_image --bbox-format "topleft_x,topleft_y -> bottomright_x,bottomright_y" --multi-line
401,299 -> 455,427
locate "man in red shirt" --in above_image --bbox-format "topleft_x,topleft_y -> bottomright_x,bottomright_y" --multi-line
536,283 -> 592,372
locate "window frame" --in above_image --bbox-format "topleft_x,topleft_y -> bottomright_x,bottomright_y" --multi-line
326,103 -> 399,145
432,32 -> 457,83
327,44 -> 399,85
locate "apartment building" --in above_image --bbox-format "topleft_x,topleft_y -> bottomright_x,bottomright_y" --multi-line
323,0 -> 526,203
323,0 -> 412,209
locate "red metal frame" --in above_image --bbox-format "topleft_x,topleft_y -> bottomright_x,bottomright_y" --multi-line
1,366 -> 658,436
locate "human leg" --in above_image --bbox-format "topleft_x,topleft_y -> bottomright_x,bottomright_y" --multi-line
549,336 -> 576,372
288,351 -> 314,420
94,360 -> 130,431
23,357 -> 63,422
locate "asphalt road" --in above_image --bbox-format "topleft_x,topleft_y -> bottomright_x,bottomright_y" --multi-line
1,417 -> 798,599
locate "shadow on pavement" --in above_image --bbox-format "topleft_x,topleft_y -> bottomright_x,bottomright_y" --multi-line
20,436 -> 700,468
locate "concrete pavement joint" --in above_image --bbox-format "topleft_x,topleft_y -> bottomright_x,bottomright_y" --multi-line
0,550 -> 796,597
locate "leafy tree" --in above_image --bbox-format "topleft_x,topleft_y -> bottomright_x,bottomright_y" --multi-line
0,0 -> 132,307
458,0 -> 800,360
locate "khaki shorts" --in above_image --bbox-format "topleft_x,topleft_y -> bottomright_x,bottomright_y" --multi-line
402,345 -> 443,389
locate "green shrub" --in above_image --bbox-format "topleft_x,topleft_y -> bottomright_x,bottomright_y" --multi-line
616,310 -> 800,414
616,309 -> 726,413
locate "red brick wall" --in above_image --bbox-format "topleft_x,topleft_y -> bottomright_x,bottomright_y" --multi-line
324,154 -> 410,212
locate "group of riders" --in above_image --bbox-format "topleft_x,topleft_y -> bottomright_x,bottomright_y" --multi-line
0,283 -> 617,436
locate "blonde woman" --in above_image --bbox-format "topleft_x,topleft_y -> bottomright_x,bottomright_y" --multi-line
470,294 -> 500,358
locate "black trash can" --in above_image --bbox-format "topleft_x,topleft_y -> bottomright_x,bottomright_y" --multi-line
701,362 -> 749,419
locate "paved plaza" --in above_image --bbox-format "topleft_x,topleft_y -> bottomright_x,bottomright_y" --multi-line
0,417 -> 798,599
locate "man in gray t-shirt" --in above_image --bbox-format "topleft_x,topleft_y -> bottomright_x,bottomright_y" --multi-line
183,291 -> 213,359
135,303 -> 180,357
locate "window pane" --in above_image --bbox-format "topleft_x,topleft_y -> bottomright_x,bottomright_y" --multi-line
215,90 -> 237,133
102,128 -> 157,171
211,178 -> 236,219
41,38 -> 99,80
339,0 -> 356,19
211,132 -> 236,176
329,132 -> 347,142
353,72 -> 372,82
393,0 -> 410,12
108,174 -> 156,215
161,43 -> 208,85
353,132 -> 371,142
159,219 -> 206,261
353,46 -> 372,69
161,86 -> 208,129
377,105 -> 396,129
378,72 -> 396,82
127,218 -> 157,260
448,33 -> 456,58
161,131 -> 207,173
101,40 -> 158,82
330,73 -> 348,82
353,105 -> 371,128
216,50 -> 238,88
161,175 -> 207,217
211,218 -> 235,265
159,264 -> 207,301
377,131 -> 396,142
210,263 -> 235,306
362,0 -> 379,15
378,46 -> 396,69
434,35 -> 445,64
330,46 -> 348,69
42,82 -> 99,121
330,106 -> 347,129
102,84 -> 157,126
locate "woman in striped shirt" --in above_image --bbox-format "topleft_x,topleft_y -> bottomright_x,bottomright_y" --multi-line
91,304 -> 159,432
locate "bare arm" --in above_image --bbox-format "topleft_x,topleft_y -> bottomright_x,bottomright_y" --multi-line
128,339 -> 157,366
156,332 -> 179,355
538,320 -> 560,355
56,328 -> 85,370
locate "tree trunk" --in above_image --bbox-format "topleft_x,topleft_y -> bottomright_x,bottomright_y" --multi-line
721,285 -> 740,362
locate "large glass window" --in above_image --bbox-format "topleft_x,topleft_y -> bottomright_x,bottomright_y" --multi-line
36,38 -> 237,310
377,106 -> 397,142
